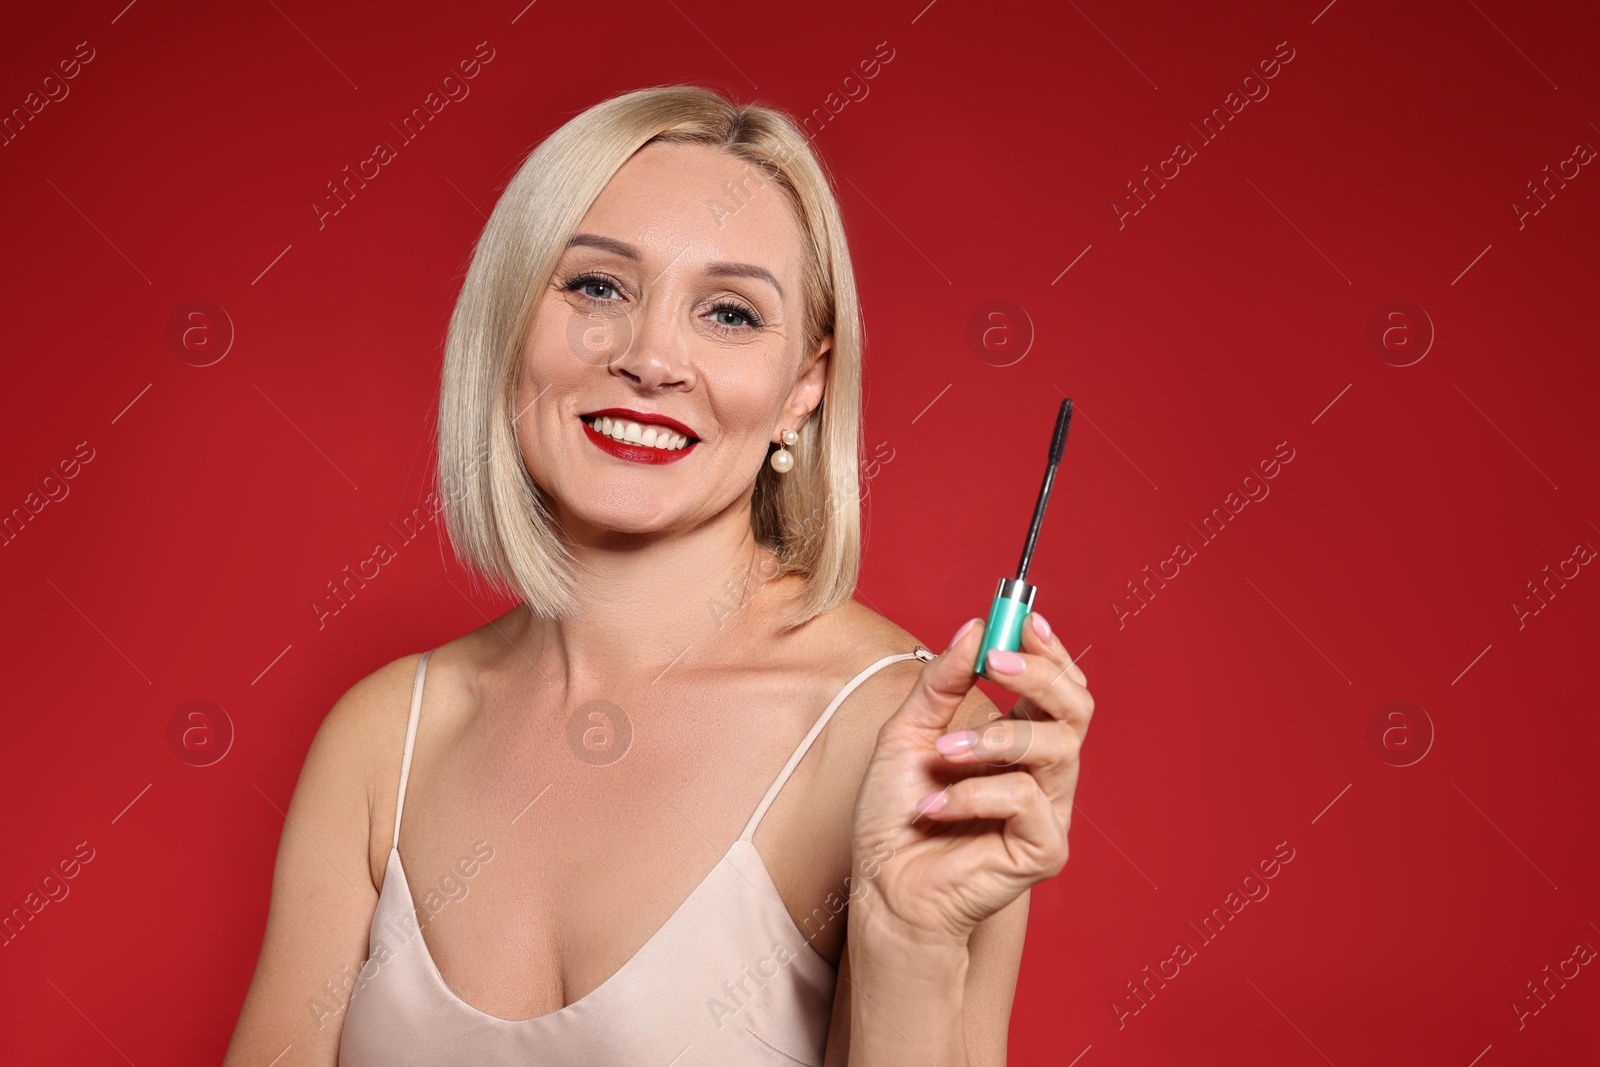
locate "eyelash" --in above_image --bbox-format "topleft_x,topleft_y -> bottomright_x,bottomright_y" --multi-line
560,273 -> 764,333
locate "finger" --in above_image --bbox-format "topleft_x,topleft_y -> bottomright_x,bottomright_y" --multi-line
914,771 -> 1068,876
1020,611 -> 1085,687
885,617 -> 987,736
980,642 -> 1094,740
935,717 -> 1081,772
933,719 -> 1085,835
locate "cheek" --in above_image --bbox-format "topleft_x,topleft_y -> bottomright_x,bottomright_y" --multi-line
696,375 -> 782,446
509,331 -> 574,473
523,303 -> 574,375
535,288 -> 636,368
563,309 -> 631,365
516,313 -> 587,411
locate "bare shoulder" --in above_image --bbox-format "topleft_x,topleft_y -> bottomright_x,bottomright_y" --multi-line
318,650 -> 427,753
815,600 -> 1001,742
340,617 -> 520,888
291,611 -> 514,897
224,647 -> 436,1063
300,650 -> 430,888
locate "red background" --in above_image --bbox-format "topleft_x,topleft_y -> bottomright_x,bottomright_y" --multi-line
2,0 -> 1597,1063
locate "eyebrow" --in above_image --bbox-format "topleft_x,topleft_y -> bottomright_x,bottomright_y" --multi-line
565,232 -> 785,301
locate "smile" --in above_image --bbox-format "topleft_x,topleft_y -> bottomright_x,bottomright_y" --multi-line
578,411 -> 699,465
580,414 -> 695,450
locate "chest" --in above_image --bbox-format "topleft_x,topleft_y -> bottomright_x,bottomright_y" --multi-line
367,672 -> 860,1021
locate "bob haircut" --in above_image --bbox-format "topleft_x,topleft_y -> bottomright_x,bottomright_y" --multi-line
436,84 -> 867,632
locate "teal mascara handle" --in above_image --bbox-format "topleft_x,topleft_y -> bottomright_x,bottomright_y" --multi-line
974,577 -> 1038,680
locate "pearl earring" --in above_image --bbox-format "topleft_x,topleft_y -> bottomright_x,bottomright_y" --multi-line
770,429 -> 799,473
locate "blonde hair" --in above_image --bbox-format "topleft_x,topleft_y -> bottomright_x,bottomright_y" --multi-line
435,85 -> 865,632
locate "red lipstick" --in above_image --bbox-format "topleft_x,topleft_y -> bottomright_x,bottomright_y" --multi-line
580,408 -> 699,439
579,409 -> 699,465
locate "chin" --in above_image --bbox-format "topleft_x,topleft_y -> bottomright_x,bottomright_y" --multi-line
563,496 -> 678,536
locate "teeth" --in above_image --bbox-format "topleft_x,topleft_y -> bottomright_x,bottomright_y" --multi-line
584,416 -> 692,451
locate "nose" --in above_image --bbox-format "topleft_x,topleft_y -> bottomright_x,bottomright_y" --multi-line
602,287 -> 693,393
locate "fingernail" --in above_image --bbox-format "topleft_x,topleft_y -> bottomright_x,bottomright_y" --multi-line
947,617 -> 981,650
935,729 -> 977,755
986,648 -> 1026,675
1030,612 -> 1052,641
916,790 -> 948,816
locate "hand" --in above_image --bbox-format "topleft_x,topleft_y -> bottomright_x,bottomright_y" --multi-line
849,613 -> 1093,946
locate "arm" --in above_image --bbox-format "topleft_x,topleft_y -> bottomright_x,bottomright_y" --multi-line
825,688 -> 1029,1066
222,658 -> 413,1066
830,615 -> 1091,1066
825,888 -> 1028,1066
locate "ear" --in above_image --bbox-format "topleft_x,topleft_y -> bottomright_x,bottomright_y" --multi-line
781,332 -> 832,435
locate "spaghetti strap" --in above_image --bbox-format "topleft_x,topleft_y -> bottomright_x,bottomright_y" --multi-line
392,649 -> 433,851
737,645 -> 936,843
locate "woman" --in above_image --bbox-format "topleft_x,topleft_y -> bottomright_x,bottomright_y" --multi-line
225,84 -> 1094,1066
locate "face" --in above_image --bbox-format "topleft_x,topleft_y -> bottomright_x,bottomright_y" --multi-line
513,142 -> 830,543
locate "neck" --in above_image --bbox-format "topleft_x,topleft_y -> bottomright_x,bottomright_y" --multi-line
512,502 -> 786,690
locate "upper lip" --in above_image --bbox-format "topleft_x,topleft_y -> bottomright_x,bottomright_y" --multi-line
579,408 -> 700,440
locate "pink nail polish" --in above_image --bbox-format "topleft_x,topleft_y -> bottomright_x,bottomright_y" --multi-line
987,648 -> 1026,675
1030,612 -> 1051,641
916,791 -> 948,816
936,729 -> 977,755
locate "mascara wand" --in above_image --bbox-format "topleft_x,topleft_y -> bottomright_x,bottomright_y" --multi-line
975,397 -> 1073,679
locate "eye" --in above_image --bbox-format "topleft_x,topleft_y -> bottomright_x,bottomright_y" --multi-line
708,300 -> 762,331
563,273 -> 624,303
562,272 -> 763,332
